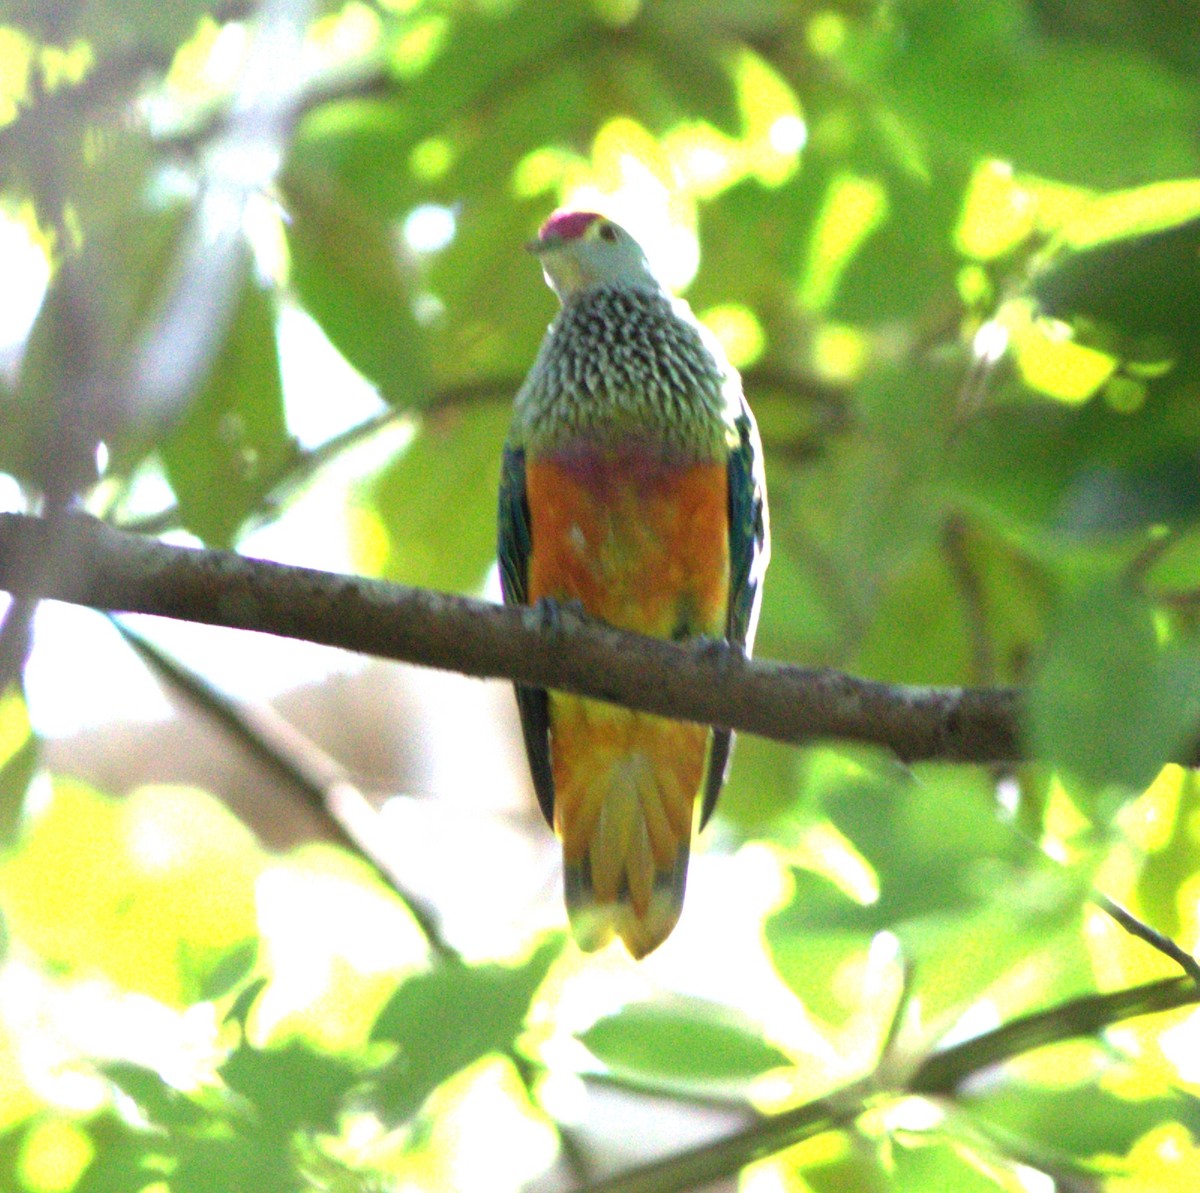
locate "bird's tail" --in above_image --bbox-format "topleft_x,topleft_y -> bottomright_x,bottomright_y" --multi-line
552,700 -> 706,958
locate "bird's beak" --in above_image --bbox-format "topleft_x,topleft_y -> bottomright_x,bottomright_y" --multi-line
526,234 -> 558,255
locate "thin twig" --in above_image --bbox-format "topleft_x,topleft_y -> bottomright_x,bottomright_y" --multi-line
1090,891 -> 1200,984
911,975 -> 1199,1094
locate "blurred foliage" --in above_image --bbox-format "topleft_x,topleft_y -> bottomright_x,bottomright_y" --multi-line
2,0 -> 1200,1189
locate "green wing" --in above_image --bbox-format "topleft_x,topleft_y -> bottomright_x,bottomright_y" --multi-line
498,445 -> 556,826
700,399 -> 770,827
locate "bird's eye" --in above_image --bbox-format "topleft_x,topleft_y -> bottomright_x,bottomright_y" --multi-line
598,223 -> 618,242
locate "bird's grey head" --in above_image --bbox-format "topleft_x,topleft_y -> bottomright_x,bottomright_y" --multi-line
529,211 -> 660,302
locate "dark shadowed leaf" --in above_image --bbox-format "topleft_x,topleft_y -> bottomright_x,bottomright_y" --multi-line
160,274 -> 293,547
1033,203 -> 1200,372
1028,582 -> 1200,792
285,162 -> 429,409
372,402 -> 512,594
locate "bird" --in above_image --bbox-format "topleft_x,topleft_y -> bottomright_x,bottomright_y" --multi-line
498,211 -> 769,958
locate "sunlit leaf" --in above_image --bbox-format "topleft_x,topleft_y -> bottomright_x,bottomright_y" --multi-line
0,781 -> 263,1004
767,754 -> 1082,1022
370,936 -> 561,1122
964,1078 -> 1200,1165
581,996 -> 790,1091
797,172 -> 888,313
955,159 -> 1038,261
17,1118 -> 95,1193
1058,181 -> 1200,252
889,1136 -> 1016,1192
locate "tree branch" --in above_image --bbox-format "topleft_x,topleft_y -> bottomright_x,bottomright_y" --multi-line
0,512 -> 1021,761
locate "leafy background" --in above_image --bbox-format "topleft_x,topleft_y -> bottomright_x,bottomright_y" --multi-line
2,0 -> 1200,1189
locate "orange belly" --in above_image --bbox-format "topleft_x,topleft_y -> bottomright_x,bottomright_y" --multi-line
525,452 -> 729,638
524,449 -> 729,956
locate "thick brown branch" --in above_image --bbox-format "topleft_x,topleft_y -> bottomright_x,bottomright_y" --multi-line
0,512 -> 1022,762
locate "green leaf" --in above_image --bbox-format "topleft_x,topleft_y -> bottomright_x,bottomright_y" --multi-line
890,1137 -> 1013,1192
172,1135 -> 296,1193
1058,181 -> 1200,253
225,977 -> 269,1029
370,936 -> 561,1122
1146,526 -> 1200,599
851,544 -> 972,685
0,686 -> 37,845
832,162 -> 965,324
943,400 -> 1200,546
1033,211 -> 1200,368
877,0 -> 1200,185
783,1132 -> 892,1191
1028,582 -> 1200,792
639,25 -> 741,133
75,1113 -> 168,1193
284,161 -> 429,409
713,734 -> 800,832
160,273 -> 294,548
197,938 -> 259,1003
100,1063 -> 205,1130
580,996 -> 790,1090
964,1079 -> 1200,1163
382,1 -> 588,154
372,401 -> 512,593
766,753 -> 1083,1022
1135,769 -> 1200,939
220,1040 -> 361,1139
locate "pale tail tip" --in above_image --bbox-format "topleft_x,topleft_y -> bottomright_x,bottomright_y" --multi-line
564,861 -> 686,960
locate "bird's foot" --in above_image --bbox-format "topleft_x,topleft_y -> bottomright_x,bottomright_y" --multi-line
693,634 -> 741,662
527,595 -> 586,635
